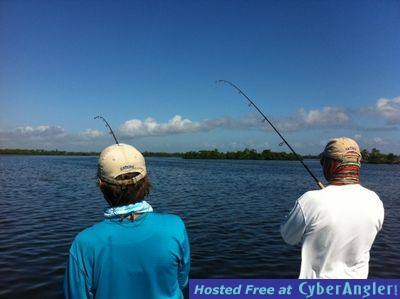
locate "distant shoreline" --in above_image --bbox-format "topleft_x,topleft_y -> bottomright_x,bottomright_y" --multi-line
0,149 -> 100,156
1,148 -> 399,164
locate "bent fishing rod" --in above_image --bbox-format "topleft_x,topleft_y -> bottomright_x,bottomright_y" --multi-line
94,115 -> 119,144
216,80 -> 324,189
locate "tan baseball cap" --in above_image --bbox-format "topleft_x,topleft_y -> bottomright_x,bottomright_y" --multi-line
98,143 -> 147,185
323,137 -> 361,163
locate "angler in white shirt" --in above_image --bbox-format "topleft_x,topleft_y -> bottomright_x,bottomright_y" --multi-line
281,137 -> 384,279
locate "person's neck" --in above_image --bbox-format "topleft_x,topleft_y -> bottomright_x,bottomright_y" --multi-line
328,164 -> 360,185
129,213 -> 141,221
329,180 -> 360,186
119,213 -> 141,221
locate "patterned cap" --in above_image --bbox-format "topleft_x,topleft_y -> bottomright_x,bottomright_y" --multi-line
323,137 -> 361,163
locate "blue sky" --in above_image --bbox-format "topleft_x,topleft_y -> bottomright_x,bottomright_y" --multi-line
1,0 -> 399,154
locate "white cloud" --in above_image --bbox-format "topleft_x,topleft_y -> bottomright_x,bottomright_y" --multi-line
119,115 -> 202,137
115,107 -> 352,140
79,129 -> 105,139
1,95 -> 399,152
372,137 -> 387,146
117,114 -> 265,138
375,96 -> 400,124
13,125 -> 66,139
297,107 -> 350,127
0,125 -> 69,149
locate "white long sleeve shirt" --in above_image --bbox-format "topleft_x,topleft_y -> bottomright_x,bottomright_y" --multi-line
281,184 -> 384,279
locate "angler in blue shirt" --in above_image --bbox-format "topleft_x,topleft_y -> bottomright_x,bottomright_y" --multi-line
64,143 -> 190,299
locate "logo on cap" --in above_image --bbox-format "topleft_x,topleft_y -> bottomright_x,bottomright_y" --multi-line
120,165 -> 135,171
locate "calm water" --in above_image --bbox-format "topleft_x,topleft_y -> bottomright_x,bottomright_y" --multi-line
0,156 -> 399,298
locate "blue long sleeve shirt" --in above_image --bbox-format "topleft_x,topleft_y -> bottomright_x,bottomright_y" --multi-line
64,212 -> 190,299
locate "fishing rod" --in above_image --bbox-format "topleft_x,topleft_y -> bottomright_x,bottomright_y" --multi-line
94,116 -> 119,144
216,79 -> 324,189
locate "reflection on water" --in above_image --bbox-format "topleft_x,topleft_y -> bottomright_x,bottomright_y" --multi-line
0,156 -> 398,298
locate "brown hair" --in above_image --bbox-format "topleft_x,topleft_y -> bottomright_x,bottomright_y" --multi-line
100,172 -> 151,207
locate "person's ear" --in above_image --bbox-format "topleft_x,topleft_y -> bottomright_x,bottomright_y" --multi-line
98,178 -> 105,189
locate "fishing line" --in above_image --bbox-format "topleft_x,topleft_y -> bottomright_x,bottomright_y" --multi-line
216,79 -> 324,189
94,115 -> 119,144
